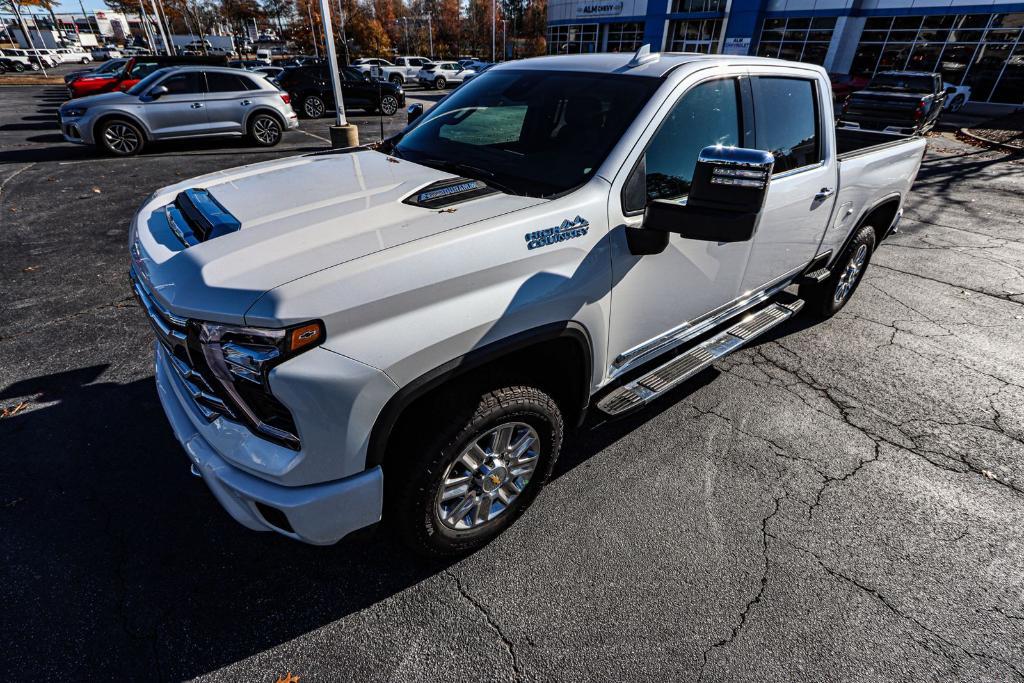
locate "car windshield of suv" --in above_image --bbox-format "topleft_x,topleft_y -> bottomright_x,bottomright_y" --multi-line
393,69 -> 660,198
869,74 -> 934,92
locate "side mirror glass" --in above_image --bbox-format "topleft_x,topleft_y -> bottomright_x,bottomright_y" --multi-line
148,84 -> 169,99
407,103 -> 424,125
642,146 -> 774,243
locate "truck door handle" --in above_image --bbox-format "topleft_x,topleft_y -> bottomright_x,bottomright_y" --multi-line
815,187 -> 835,200
240,99 -> 251,106
190,102 -> 203,109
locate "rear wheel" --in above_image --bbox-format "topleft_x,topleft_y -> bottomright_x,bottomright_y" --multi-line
800,225 -> 876,318
388,385 -> 564,556
435,76 -> 447,90
248,113 -> 282,147
13,62 -> 25,72
97,118 -> 144,156
301,94 -> 326,118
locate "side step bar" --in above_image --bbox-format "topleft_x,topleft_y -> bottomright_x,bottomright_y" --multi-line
596,297 -> 804,416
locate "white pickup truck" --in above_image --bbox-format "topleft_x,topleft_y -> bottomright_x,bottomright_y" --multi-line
352,56 -> 431,85
129,49 -> 926,555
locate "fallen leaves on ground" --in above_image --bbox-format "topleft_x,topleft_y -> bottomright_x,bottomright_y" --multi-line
0,402 -> 30,419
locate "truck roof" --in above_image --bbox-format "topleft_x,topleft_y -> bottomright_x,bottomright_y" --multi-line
491,51 -> 801,78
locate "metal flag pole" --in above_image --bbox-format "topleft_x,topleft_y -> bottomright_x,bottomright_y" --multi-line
317,0 -> 357,147
138,0 -> 155,51
13,4 -> 47,76
491,0 -> 495,62
149,0 -> 171,54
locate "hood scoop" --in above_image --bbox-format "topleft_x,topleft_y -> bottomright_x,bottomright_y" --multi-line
403,177 -> 498,209
165,188 -> 241,248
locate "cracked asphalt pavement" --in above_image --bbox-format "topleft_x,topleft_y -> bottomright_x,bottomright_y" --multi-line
3,81 -> 1024,681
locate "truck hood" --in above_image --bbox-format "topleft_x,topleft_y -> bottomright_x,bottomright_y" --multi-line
131,149 -> 546,323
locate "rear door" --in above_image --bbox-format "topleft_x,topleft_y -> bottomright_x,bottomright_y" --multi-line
144,71 -> 208,138
740,71 -> 837,292
204,70 -> 260,133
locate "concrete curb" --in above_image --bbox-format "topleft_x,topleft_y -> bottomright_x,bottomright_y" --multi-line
957,127 -> 1024,153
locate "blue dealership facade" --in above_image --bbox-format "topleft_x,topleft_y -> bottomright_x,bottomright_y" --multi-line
546,0 -> 1024,104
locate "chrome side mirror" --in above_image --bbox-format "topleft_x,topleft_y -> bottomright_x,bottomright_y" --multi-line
148,84 -> 169,99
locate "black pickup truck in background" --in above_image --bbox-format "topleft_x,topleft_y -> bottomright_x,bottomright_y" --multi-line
837,71 -> 947,135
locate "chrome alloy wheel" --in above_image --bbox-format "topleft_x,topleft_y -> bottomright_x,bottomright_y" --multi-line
103,123 -> 140,154
252,116 -> 281,144
435,422 -> 540,531
834,243 -> 868,304
303,96 -> 325,118
380,95 -> 399,116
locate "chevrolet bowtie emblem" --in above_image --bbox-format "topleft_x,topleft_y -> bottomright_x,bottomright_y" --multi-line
489,474 -> 501,486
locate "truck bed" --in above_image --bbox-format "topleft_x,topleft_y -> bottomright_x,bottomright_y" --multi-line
836,128 -> 917,160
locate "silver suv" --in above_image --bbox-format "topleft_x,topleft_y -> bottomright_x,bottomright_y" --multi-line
58,66 -> 299,156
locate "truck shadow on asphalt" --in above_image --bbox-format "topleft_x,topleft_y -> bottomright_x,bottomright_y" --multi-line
0,351 -> 728,678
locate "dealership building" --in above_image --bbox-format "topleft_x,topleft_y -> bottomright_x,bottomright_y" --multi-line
546,0 -> 1024,104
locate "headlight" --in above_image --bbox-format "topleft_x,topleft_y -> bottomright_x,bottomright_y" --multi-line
62,107 -> 87,117
197,320 -> 324,448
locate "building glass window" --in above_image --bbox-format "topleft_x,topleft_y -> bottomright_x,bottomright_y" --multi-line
670,0 -> 724,12
666,19 -> 723,53
756,16 -> 835,65
606,22 -> 645,53
547,24 -> 599,54
848,13 -> 1024,103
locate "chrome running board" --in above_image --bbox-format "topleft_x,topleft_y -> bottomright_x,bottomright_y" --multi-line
596,296 -> 804,416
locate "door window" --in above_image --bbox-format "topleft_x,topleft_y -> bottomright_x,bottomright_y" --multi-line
156,72 -> 203,95
751,77 -> 821,174
630,78 -> 743,209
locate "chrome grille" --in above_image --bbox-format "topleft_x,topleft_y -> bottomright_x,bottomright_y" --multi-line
132,275 -> 234,422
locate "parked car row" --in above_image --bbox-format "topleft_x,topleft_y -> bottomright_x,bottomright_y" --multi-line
276,65 -> 406,117
351,55 -> 493,89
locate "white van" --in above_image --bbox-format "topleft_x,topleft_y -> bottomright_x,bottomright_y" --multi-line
255,48 -> 272,65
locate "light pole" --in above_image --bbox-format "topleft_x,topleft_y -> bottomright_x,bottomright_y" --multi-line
422,14 -> 432,60
317,0 -> 357,147
491,0 -> 495,62
501,19 -> 506,61
137,0 -> 155,51
306,0 -> 319,58
155,0 -> 174,53
13,4 -> 46,76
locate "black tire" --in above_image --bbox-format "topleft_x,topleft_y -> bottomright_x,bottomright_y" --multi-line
96,118 -> 145,156
301,94 -> 326,118
388,385 -> 564,557
435,76 -> 446,90
388,74 -> 403,85
248,113 -> 282,147
13,63 -> 25,72
378,94 -> 399,116
800,225 -> 876,318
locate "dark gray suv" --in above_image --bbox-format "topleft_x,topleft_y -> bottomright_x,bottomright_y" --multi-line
58,66 -> 299,156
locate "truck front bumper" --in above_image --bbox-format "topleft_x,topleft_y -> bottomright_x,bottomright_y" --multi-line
154,342 -> 383,545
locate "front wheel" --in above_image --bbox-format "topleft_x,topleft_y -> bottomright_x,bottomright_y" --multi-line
388,74 -> 403,85
434,76 -> 446,90
378,94 -> 399,116
97,118 -> 145,156
248,113 -> 282,147
800,225 -> 876,318
388,385 -> 564,556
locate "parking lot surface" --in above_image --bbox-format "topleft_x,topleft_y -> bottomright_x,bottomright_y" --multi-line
2,81 -> 1024,681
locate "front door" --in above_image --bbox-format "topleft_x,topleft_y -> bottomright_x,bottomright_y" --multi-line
144,71 -> 208,138
740,73 -> 837,291
606,74 -> 756,375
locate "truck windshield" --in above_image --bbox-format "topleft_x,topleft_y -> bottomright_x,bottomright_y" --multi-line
868,74 -> 934,92
393,70 -> 661,197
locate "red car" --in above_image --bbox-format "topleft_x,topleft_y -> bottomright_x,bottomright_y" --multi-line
828,73 -> 870,103
67,55 -> 228,99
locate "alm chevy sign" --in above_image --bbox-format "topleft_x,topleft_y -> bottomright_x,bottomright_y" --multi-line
575,0 -> 625,17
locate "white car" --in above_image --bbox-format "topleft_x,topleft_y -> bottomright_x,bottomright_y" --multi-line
0,48 -> 41,70
416,61 -> 475,89
57,47 -> 93,64
943,82 -> 971,112
129,50 -> 927,555
92,47 -> 123,61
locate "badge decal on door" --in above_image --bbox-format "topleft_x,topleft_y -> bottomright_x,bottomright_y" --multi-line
525,216 -> 589,250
